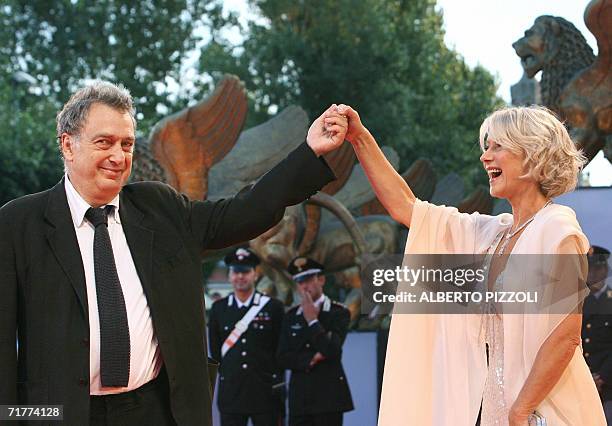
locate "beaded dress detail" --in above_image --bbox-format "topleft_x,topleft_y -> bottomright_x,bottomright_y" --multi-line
480,231 -> 509,426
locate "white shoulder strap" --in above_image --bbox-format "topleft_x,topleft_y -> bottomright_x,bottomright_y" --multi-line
221,295 -> 271,357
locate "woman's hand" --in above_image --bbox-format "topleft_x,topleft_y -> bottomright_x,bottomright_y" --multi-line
328,103 -> 416,225
508,404 -> 531,426
334,104 -> 369,144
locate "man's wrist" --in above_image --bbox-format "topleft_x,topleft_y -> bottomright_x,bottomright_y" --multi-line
305,138 -> 323,157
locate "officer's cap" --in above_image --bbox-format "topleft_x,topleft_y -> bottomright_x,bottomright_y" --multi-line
288,257 -> 324,282
224,247 -> 260,272
588,245 -> 610,266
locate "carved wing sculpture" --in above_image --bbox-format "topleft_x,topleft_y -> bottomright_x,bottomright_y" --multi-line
349,155 -> 493,217
208,105 -> 309,199
148,75 -> 248,200
297,143 -> 356,255
333,146 -> 401,214
359,158 -> 437,216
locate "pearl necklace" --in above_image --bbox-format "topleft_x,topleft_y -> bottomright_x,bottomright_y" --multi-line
497,200 -> 552,256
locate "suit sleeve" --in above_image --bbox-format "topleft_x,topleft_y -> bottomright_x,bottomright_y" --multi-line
207,303 -> 222,363
0,207 -> 17,404
276,315 -> 313,372
305,307 -> 350,361
180,142 -> 335,250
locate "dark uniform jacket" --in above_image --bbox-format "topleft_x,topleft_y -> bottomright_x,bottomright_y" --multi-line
582,287 -> 612,401
277,296 -> 354,416
0,143 -> 334,425
208,291 -> 285,413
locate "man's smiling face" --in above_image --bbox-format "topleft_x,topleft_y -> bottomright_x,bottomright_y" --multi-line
62,102 -> 135,206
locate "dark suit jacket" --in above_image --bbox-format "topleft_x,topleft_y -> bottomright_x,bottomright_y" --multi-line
0,142 -> 334,425
208,291 -> 285,414
277,298 -> 354,416
582,289 -> 612,401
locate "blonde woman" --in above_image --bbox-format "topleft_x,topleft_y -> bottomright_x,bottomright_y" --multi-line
328,105 -> 606,426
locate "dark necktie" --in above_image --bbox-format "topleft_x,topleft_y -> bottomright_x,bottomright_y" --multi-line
85,206 -> 130,387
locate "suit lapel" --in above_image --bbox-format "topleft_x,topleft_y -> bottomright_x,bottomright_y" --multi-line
44,179 -> 89,319
119,192 -> 154,307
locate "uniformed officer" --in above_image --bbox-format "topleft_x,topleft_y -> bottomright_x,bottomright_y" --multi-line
208,247 -> 285,426
277,257 -> 354,426
582,245 -> 612,423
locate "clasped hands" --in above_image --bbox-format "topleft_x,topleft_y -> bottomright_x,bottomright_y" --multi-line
306,103 -> 365,156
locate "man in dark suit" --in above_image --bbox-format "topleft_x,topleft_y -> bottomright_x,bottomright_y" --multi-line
582,245 -> 612,423
0,81 -> 348,425
208,247 -> 285,426
277,257 -> 354,426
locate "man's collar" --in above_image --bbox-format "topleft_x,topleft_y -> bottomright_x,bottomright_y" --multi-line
313,294 -> 325,308
64,174 -> 120,227
234,289 -> 255,308
297,294 -> 330,315
593,278 -> 611,298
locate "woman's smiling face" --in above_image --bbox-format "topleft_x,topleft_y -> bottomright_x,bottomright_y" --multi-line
479,136 -> 535,199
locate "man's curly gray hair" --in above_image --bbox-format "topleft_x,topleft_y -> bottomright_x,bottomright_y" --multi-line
56,81 -> 136,154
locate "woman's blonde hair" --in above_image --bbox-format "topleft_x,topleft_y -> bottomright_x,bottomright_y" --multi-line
479,105 -> 586,198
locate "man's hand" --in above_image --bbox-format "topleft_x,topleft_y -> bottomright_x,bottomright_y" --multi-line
306,104 -> 348,156
593,372 -> 605,392
309,352 -> 326,369
300,290 -> 320,323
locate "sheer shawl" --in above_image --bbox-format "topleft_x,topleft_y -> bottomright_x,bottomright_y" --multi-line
377,200 -> 605,426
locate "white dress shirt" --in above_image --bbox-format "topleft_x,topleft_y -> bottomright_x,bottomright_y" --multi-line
234,290 -> 255,308
64,176 -> 161,395
312,294 -> 325,309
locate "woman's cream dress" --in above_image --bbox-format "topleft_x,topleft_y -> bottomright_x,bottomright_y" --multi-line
377,200 -> 606,426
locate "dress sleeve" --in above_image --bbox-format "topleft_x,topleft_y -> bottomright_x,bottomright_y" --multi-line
379,199 -> 501,425
406,199 -> 500,255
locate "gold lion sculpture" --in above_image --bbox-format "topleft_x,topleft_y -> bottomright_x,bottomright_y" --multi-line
513,0 -> 611,163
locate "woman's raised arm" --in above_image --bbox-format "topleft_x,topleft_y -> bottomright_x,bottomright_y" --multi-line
329,105 -> 416,227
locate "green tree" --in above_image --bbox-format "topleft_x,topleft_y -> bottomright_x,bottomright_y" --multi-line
2,0 -> 219,131
200,0 -> 504,191
0,0 -> 227,204
0,71 -> 61,205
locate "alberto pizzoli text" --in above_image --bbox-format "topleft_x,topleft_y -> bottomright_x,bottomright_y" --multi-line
372,291 -> 539,304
